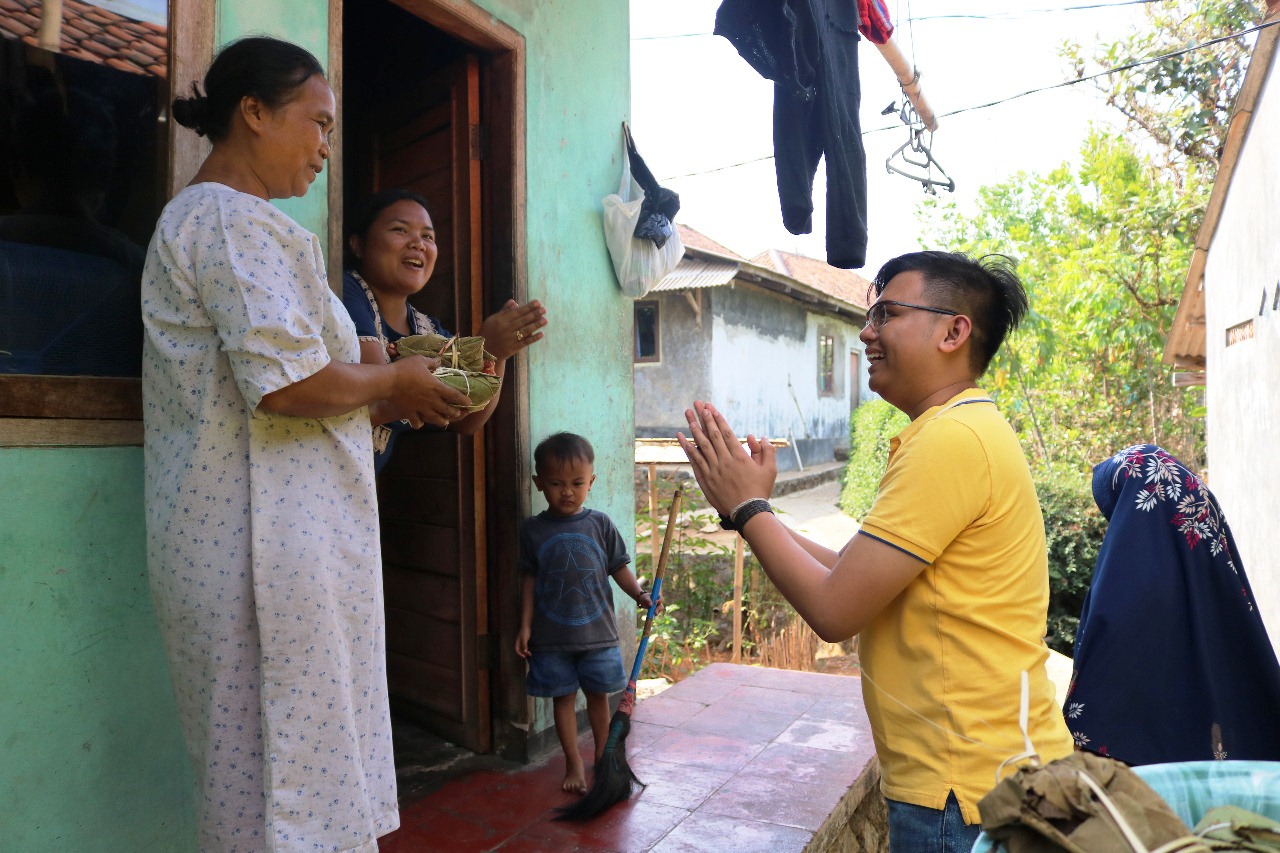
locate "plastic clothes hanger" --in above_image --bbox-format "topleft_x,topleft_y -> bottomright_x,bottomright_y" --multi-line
884,101 -> 955,195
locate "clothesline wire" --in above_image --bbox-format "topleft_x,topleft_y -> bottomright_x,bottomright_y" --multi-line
881,16 -> 1275,130
911,0 -> 1162,21
631,0 -> 1166,40
657,17 -> 1275,181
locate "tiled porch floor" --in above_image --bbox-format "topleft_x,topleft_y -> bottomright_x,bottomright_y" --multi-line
379,663 -> 879,853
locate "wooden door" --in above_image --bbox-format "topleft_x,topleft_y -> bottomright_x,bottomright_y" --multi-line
366,54 -> 490,752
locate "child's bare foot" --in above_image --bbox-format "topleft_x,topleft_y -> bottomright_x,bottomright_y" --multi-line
562,763 -> 588,794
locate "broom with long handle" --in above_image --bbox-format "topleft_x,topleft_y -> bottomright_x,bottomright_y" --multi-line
554,485 -> 683,821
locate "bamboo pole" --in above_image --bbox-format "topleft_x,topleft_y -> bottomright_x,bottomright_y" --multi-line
38,0 -> 64,52
732,533 -> 744,663
648,462 -> 660,568
874,38 -> 938,131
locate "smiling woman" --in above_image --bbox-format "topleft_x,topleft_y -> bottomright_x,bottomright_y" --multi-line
342,187 -> 548,472
140,36 -> 481,853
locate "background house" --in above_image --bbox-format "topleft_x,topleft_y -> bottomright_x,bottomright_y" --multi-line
1164,1 -> 1280,653
0,1 -> 636,848
634,225 -> 872,470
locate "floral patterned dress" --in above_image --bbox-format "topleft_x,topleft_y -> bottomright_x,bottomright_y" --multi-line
1066,444 -> 1280,765
142,183 -> 398,852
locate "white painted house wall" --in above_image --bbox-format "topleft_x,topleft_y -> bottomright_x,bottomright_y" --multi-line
707,286 -> 865,449
1202,41 -> 1280,651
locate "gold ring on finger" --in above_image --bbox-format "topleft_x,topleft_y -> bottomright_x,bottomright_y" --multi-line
516,329 -> 525,341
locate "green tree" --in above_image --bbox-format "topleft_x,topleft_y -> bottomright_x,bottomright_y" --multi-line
1062,0 -> 1257,176
927,130 -> 1206,472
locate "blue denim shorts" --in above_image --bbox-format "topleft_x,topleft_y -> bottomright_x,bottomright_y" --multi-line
886,791 -> 981,853
525,646 -> 627,698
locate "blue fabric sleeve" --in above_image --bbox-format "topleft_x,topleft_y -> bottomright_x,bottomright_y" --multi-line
341,271 -> 379,338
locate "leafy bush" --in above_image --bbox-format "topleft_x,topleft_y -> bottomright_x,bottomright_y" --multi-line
1034,462 -> 1107,655
839,400 -> 908,520
634,477 -> 733,680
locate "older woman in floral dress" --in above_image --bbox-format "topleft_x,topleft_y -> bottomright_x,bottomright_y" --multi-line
142,36 -> 472,852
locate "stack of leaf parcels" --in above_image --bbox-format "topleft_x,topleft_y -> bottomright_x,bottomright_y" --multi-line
395,332 -> 501,412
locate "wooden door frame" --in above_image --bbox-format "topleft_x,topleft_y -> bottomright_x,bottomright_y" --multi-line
331,0 -> 531,758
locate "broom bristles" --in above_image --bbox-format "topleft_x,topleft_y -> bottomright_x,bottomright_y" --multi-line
552,709 -> 645,821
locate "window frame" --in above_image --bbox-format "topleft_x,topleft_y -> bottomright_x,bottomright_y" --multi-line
0,1 -> 210,444
634,299 -> 661,364
817,332 -> 836,396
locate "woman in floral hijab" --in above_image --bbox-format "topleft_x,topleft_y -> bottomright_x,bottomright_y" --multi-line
1065,444 -> 1280,765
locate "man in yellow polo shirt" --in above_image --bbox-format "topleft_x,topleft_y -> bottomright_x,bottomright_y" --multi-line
678,251 -> 1074,853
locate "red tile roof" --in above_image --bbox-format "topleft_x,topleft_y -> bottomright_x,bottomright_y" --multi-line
666,225 -> 870,314
0,0 -> 167,78
751,249 -> 874,310
677,224 -> 743,259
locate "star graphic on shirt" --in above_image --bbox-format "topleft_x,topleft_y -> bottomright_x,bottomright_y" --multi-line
547,547 -> 599,600
537,532 -> 610,626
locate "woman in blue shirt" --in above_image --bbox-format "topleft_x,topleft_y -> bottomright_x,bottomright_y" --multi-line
343,188 -> 546,471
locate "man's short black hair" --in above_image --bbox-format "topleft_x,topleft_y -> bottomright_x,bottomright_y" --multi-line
534,432 -> 595,474
871,251 -> 1028,375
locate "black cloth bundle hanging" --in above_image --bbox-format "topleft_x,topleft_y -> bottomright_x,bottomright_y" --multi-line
714,0 -> 868,269
623,124 -> 680,249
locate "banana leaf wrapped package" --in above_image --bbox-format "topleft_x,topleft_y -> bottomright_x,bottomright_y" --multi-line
395,332 -> 502,412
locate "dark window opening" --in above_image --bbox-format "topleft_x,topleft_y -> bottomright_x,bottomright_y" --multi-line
1,10 -> 168,384
635,300 -> 659,362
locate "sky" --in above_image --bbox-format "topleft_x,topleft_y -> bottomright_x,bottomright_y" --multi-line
629,0 -> 1155,277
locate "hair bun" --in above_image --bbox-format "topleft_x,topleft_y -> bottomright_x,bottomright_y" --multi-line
172,85 -> 212,137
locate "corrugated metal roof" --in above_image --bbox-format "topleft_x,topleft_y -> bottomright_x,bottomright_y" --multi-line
649,256 -> 739,291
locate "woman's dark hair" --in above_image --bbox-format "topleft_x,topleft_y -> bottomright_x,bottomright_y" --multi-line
871,251 -> 1029,376
343,188 -> 432,271
171,36 -> 324,142
534,432 -> 595,475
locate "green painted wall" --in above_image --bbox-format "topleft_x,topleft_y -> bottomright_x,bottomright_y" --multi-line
0,0 -> 633,841
471,0 -> 636,736
0,448 -> 195,852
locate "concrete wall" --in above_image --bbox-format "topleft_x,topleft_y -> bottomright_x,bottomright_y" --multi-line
0,0 -> 632,844
634,291 -> 714,434
1202,41 -> 1280,654
708,286 -> 863,466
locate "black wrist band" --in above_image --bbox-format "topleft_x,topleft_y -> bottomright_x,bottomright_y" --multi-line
718,512 -> 737,531
731,499 -> 773,531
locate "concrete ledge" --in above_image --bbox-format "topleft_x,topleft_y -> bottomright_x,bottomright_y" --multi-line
805,756 -> 888,853
774,461 -> 844,496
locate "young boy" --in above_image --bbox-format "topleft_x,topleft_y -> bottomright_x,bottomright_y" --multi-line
515,432 -> 653,794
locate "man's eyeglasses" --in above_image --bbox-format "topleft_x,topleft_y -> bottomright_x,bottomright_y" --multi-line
864,300 -> 959,330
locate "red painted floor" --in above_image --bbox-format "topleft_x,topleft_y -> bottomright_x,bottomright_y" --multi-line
379,663 -> 876,853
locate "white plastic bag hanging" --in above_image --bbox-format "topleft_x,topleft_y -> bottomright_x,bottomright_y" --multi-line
602,131 -> 683,298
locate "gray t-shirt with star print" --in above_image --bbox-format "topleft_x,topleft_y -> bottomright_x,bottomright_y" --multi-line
519,508 -> 631,652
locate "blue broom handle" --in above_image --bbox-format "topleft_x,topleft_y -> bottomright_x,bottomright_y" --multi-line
627,486 -> 681,685
629,574 -> 664,683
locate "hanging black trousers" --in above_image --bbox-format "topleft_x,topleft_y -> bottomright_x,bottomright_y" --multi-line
716,0 -> 868,269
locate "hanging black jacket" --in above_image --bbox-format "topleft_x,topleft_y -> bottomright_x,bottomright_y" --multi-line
715,0 -> 868,269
